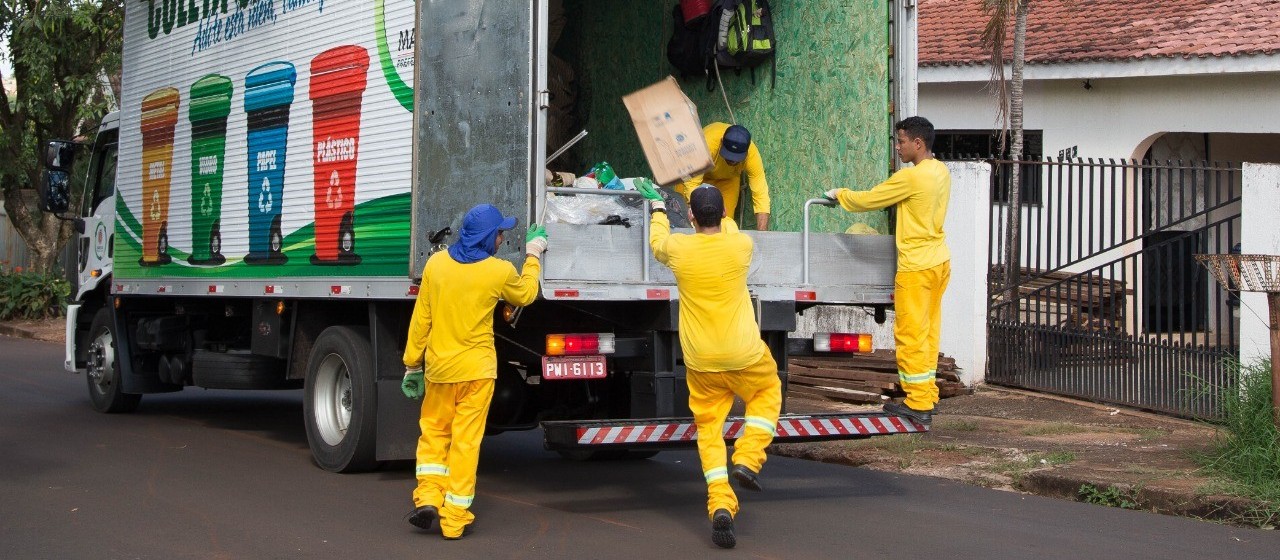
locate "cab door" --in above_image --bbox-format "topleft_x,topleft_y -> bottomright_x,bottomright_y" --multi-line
75,128 -> 119,301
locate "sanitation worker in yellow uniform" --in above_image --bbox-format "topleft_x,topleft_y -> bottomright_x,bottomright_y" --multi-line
825,116 -> 950,426
638,180 -> 781,549
401,204 -> 547,539
678,123 -> 772,230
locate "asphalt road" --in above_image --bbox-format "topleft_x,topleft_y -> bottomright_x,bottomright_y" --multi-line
2,335 -> 1277,560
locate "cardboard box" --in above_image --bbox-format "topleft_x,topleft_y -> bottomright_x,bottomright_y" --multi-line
622,76 -> 713,186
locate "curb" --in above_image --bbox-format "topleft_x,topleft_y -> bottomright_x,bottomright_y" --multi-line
0,324 -> 41,341
1018,470 -> 1264,525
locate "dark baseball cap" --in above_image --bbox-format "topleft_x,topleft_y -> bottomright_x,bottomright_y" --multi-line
689,184 -> 725,225
719,125 -> 751,163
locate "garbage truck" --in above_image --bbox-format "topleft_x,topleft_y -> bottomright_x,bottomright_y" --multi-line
38,0 -> 924,472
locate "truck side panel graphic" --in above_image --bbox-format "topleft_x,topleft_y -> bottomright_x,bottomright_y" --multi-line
116,0 -> 416,280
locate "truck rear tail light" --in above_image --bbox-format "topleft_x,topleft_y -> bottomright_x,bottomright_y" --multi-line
813,332 -> 872,353
546,333 -> 616,356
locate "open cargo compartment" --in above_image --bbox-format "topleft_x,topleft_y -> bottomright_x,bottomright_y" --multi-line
413,1 -> 898,305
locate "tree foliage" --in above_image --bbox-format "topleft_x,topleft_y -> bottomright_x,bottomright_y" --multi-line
0,0 -> 122,274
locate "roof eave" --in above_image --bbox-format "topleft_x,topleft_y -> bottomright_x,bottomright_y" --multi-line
919,54 -> 1280,83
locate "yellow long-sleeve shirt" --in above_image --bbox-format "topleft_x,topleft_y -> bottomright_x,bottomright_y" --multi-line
833,159 -> 951,272
677,122 -> 770,216
649,212 -> 768,372
402,252 -> 541,383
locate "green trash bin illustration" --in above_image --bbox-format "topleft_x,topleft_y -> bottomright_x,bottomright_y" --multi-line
187,74 -> 232,266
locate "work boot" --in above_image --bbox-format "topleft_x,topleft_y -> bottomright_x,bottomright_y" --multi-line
406,505 -> 438,532
883,401 -> 933,427
731,464 -> 763,492
711,509 -> 736,549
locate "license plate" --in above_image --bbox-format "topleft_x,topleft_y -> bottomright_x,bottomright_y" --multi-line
541,355 -> 607,380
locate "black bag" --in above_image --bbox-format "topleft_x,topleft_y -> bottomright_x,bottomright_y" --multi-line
666,3 -> 718,78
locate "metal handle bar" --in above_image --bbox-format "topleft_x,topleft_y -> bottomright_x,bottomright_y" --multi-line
803,197 -> 838,285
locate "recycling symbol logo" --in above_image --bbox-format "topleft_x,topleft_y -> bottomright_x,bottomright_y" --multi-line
326,170 -> 343,209
200,184 -> 214,216
149,190 -> 162,221
257,178 -> 274,214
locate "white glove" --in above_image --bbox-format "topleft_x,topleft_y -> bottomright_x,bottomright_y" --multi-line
526,237 -> 548,258
824,188 -> 841,201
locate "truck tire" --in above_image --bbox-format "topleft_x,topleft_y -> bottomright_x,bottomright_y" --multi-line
191,350 -> 286,389
304,326 -> 378,473
86,308 -> 142,413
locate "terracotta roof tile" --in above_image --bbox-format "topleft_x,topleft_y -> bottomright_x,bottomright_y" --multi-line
920,0 -> 1280,66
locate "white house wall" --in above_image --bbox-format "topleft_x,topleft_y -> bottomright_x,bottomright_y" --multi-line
920,72 -> 1280,161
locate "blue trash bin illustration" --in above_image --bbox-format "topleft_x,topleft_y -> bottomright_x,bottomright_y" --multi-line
243,61 -> 295,265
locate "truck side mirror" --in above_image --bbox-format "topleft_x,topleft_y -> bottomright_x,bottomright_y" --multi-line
39,169 -> 72,214
44,140 -> 77,171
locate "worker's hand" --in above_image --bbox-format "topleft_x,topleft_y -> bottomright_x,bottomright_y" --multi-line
634,178 -> 666,211
401,366 -> 425,400
526,224 -> 548,258
823,188 -> 842,201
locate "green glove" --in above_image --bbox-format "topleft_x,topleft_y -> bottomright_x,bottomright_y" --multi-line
633,177 -> 664,202
526,224 -> 548,258
401,367 -> 424,399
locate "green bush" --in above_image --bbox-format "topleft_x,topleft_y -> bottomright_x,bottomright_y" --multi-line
1197,359 -> 1280,526
0,268 -> 71,320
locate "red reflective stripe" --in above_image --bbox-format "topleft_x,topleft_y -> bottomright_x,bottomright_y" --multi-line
635,425 -> 656,442
886,416 -> 910,432
867,416 -> 889,433
658,423 -> 680,442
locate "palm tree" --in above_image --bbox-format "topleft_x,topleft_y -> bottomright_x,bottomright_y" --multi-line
982,0 -> 1029,317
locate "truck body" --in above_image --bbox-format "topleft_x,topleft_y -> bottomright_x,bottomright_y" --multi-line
52,0 -> 921,471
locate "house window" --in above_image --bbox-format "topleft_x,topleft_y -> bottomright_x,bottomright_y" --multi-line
935,130 -> 1044,205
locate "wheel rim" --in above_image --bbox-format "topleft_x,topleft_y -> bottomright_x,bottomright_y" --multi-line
312,353 -> 353,446
87,327 -> 115,396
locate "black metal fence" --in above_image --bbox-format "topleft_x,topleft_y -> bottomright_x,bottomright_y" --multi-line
978,158 -> 1241,418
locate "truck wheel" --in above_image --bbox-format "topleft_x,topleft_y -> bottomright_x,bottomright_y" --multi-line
210,221 -> 222,255
158,223 -> 169,256
304,326 -> 378,473
86,308 -> 141,413
338,212 -> 355,254
269,223 -> 283,254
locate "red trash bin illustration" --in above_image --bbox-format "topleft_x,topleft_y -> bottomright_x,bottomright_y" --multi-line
140,87 -> 180,266
309,45 -> 369,266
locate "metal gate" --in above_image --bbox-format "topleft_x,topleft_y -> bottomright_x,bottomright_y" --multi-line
984,159 -> 1242,418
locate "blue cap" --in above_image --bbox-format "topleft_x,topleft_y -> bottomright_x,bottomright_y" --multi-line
719,125 -> 751,163
463,204 -> 517,233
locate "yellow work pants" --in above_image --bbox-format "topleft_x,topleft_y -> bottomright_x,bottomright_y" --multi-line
687,352 -> 782,519
894,261 -> 951,411
412,378 -> 494,538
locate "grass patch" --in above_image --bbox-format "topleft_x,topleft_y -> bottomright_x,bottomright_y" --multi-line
1078,484 -> 1140,509
1021,423 -> 1088,437
990,451 -> 1076,481
1122,427 -> 1168,442
1195,359 -> 1280,527
936,419 -> 980,432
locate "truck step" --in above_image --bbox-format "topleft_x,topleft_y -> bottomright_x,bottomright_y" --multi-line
542,412 -> 926,450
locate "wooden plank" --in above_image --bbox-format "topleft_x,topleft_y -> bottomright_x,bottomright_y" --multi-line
789,374 -> 887,394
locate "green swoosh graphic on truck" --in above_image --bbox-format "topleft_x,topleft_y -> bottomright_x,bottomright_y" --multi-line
375,0 -> 413,112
